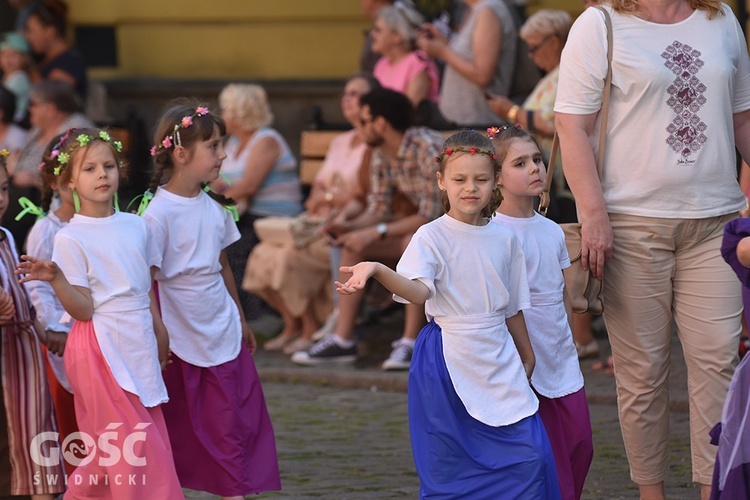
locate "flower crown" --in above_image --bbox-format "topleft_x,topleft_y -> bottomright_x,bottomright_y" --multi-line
434,146 -> 498,164
52,130 -> 123,176
0,149 -> 8,166
486,124 -> 521,139
150,106 -> 210,156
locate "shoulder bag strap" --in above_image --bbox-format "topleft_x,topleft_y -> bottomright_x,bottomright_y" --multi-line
539,5 -> 613,216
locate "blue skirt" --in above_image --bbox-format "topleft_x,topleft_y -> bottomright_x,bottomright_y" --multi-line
409,320 -> 561,499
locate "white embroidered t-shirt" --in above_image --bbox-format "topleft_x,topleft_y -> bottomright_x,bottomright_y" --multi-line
555,4 -> 750,218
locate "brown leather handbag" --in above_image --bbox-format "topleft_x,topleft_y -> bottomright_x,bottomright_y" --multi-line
538,6 -> 612,315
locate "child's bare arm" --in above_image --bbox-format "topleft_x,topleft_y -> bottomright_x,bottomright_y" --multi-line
149,267 -> 170,369
506,311 -> 535,381
16,256 -> 94,321
562,283 -> 574,334
336,262 -> 430,305
738,236 -> 750,268
218,250 -> 257,353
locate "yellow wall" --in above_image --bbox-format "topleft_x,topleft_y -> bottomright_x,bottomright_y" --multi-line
69,0 -> 743,80
70,0 -> 370,79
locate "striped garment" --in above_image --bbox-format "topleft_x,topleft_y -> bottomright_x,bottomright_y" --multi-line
0,229 -> 65,495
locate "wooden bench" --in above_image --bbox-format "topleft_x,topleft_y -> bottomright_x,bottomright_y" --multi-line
298,129 -> 465,188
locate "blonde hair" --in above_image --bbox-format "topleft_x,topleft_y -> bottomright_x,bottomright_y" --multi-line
609,0 -> 723,19
520,9 -> 573,44
218,83 -> 274,132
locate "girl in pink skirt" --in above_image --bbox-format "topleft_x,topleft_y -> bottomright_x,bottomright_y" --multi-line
16,129 -> 183,499
142,100 -> 280,498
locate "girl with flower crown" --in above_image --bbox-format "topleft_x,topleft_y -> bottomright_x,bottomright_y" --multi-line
21,132 -> 79,477
143,100 -> 280,498
335,130 -> 560,498
15,130 -> 183,498
490,125 -> 593,499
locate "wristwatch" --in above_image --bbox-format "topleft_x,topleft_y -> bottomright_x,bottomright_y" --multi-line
376,222 -> 388,240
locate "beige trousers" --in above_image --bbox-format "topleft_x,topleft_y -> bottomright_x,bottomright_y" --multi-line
603,213 -> 742,485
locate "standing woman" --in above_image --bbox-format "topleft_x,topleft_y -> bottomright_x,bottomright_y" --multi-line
417,0 -> 517,126
555,1 -> 750,498
214,84 -> 303,321
23,0 -> 88,100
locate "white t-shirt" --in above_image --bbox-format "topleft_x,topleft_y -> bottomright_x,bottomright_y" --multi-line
492,213 -> 584,398
395,214 -> 538,426
143,188 -> 242,367
25,212 -> 72,393
52,212 -> 167,407
555,4 -> 750,218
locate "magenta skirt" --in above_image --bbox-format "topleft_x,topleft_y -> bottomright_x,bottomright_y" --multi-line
161,346 -> 280,496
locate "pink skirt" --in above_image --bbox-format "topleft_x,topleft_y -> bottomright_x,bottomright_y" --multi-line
63,320 -> 183,499
161,346 -> 280,496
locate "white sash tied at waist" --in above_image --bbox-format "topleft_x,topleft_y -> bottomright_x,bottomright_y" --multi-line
434,313 -> 539,427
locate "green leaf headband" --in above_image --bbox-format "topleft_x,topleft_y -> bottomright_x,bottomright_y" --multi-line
52,130 -> 123,177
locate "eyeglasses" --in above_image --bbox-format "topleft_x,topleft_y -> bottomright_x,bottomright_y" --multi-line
527,35 -> 553,55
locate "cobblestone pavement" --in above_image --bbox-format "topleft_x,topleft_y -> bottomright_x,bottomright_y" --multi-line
183,309 -> 704,499
185,382 -> 697,499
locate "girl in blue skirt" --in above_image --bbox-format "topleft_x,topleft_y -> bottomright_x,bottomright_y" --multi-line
336,130 -> 560,498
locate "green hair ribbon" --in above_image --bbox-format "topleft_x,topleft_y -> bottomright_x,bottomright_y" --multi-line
14,197 -> 45,221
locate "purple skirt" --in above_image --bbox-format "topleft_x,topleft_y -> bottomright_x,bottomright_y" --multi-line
161,346 -> 280,496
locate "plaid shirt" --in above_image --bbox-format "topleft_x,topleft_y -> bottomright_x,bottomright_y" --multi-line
366,127 -> 444,222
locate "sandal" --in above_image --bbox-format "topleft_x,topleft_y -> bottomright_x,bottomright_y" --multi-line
263,332 -> 299,352
592,355 -> 615,376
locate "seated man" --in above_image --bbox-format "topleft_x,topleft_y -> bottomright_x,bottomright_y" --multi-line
292,88 -> 444,370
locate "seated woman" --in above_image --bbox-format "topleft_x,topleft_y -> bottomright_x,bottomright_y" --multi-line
8,80 -> 92,250
213,83 -> 303,321
371,4 -> 440,107
244,74 -> 380,354
485,9 -> 572,156
0,86 -> 27,154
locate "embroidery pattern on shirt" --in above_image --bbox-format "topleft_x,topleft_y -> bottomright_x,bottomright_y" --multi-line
663,41 -> 707,158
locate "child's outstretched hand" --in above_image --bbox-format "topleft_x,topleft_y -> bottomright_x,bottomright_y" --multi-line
16,255 -> 59,283
0,290 -> 15,322
335,262 -> 379,295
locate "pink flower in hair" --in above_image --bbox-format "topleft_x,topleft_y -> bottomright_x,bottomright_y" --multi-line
196,107 -> 209,116
182,116 -> 193,127
445,148 -> 453,156
469,147 -> 478,155
51,150 -> 59,159
487,127 -> 501,139
162,136 -> 173,149
150,145 -> 158,156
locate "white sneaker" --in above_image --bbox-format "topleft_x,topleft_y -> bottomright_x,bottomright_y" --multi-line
381,339 -> 414,371
312,307 -> 339,341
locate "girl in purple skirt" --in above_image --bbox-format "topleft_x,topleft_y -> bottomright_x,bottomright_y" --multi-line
142,100 -> 280,498
490,125 -> 593,499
